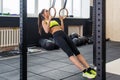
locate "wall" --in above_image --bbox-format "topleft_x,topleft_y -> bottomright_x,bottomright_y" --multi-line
106,0 -> 120,41
0,17 -> 39,47
0,17 -> 92,46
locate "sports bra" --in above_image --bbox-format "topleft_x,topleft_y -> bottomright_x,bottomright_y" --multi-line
49,20 -> 59,28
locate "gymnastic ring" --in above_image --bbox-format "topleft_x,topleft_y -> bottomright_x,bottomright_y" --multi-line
49,7 -> 56,18
59,8 -> 68,19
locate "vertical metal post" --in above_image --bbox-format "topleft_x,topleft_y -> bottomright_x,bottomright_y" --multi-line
93,0 -> 106,80
93,0 -> 96,67
20,0 -> 27,80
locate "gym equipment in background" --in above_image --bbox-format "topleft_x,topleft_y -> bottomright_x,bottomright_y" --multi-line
69,32 -> 79,39
39,38 -> 59,50
69,32 -> 89,46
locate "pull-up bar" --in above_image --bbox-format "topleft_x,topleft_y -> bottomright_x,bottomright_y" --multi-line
19,0 -> 106,80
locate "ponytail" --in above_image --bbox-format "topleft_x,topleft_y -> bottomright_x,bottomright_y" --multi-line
38,9 -> 45,35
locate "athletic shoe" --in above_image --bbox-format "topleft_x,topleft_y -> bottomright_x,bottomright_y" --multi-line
82,71 -> 96,79
90,68 -> 97,76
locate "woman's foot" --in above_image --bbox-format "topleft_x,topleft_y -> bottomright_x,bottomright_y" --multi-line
87,67 -> 97,76
82,70 -> 96,79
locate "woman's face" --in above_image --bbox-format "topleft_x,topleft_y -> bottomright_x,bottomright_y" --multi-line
43,9 -> 49,18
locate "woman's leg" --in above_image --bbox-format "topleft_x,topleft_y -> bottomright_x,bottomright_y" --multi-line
54,37 -> 85,71
64,35 -> 90,68
76,54 -> 90,68
53,32 -> 96,79
69,56 -> 85,71
63,34 -> 97,76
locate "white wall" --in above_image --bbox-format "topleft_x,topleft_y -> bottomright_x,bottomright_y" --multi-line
106,0 -> 120,41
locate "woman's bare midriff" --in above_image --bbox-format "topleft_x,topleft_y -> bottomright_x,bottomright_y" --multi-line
50,26 -> 62,34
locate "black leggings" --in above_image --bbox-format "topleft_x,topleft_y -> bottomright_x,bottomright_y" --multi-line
53,30 -> 80,57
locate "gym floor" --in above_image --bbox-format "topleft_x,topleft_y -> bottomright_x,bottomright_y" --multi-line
0,41 -> 120,80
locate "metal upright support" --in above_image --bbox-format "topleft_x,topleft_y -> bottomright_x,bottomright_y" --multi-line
93,0 -> 97,67
20,0 -> 27,80
93,0 -> 106,80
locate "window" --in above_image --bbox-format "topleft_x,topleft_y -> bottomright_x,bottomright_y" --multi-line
27,0 -> 35,14
73,0 -> 90,18
2,0 -> 36,15
81,0 -> 90,18
0,0 -> 2,13
0,0 -> 90,18
54,0 -> 61,17
38,0 -> 62,17
66,0 -> 73,16
3,0 -> 20,14
73,0 -> 82,17
38,0 -> 50,14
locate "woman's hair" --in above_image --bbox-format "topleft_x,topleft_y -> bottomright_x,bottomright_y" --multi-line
38,9 -> 45,35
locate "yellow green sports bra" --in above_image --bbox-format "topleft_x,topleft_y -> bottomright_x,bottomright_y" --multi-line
49,20 -> 59,28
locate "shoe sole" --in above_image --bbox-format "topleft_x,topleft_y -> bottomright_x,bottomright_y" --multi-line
90,71 -> 97,75
82,74 -> 95,79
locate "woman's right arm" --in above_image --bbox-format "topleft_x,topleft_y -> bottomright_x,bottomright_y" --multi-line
42,20 -> 50,33
42,15 -> 52,33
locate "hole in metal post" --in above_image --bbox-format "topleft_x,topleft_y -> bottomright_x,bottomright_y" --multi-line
98,19 -> 100,21
98,74 -> 100,77
98,2 -> 100,4
98,52 -> 100,55
98,63 -> 100,66
98,36 -> 100,38
98,30 -> 100,32
98,24 -> 100,27
98,58 -> 100,60
98,14 -> 100,16
98,47 -> 100,49
98,41 -> 100,44
98,8 -> 100,10
98,68 -> 101,71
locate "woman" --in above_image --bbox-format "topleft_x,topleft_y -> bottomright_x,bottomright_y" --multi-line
38,9 -> 97,79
